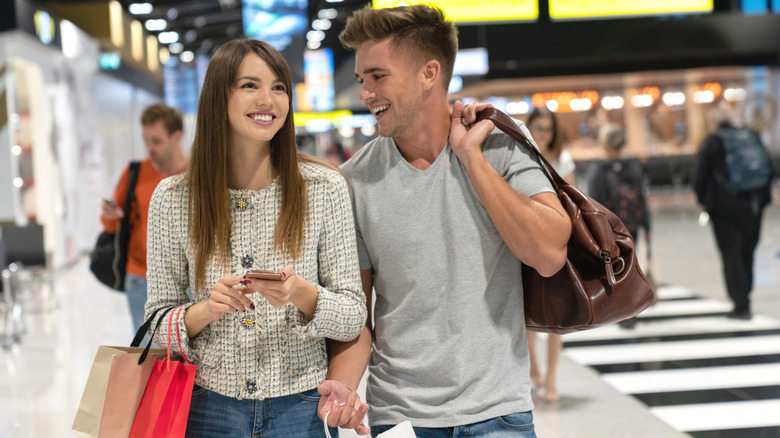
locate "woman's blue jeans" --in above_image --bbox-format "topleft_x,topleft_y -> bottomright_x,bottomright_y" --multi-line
186,385 -> 338,437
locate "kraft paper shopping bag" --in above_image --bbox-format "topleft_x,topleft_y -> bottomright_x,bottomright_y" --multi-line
71,346 -> 165,438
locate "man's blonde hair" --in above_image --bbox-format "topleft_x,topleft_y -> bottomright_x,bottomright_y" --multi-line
339,5 -> 458,89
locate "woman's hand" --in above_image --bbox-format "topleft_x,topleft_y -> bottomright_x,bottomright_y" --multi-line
245,266 -> 319,317
204,275 -> 256,322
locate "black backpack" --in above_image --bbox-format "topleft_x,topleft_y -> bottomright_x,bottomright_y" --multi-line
90,162 -> 141,291
718,127 -> 772,193
602,161 -> 647,238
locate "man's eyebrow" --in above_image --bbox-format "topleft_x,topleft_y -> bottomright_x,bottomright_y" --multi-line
355,67 -> 388,78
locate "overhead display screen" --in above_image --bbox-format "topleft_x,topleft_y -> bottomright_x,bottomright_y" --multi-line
372,0 -> 538,23
549,0 -> 713,20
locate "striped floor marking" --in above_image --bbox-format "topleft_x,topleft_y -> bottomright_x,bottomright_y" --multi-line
650,399 -> 780,432
562,286 -> 780,436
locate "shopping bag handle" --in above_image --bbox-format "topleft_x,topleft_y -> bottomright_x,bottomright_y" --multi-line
167,305 -> 192,365
131,305 -> 176,365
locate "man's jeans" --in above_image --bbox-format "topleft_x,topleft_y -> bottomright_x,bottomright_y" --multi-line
371,411 -> 536,437
124,273 -> 148,336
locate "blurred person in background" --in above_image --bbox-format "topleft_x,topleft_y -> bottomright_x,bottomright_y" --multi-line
586,124 -> 652,329
318,5 -> 571,436
327,140 -> 353,166
691,108 -> 773,320
524,107 -> 573,402
526,107 -> 575,182
586,124 -> 651,243
144,39 -> 366,437
101,103 -> 188,334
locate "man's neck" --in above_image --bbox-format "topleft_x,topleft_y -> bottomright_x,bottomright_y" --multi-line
394,102 -> 451,171
152,149 -> 187,176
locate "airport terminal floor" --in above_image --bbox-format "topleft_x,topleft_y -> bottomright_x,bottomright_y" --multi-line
1,188 -> 779,438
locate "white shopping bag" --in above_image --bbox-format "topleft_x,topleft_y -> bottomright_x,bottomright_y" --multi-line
375,421 -> 415,437
324,412 -> 416,438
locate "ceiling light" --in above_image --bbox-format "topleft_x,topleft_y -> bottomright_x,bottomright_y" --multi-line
312,19 -> 331,30
129,3 -> 153,14
168,42 -> 184,54
145,19 -> 167,31
318,9 -> 338,19
306,30 -> 325,42
180,51 -> 195,63
158,31 -> 179,44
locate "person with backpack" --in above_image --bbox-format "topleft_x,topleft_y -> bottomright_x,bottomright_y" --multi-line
691,108 -> 773,320
101,104 -> 189,335
586,124 -> 651,242
586,124 -> 652,329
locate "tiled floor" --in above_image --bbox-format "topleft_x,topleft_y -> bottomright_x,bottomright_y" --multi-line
1,192 -> 779,437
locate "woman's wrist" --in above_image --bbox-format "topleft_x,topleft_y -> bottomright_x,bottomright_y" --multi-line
290,277 -> 319,319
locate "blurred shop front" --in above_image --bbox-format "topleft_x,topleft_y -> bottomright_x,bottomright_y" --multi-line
1,0 -> 165,268
452,66 -> 778,187
443,0 -> 780,188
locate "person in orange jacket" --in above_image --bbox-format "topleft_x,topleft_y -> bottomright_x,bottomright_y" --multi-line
101,103 -> 188,333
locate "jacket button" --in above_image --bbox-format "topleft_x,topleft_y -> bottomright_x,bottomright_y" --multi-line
241,255 -> 253,268
246,380 -> 257,394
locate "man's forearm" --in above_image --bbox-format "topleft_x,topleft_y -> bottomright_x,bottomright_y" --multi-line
327,326 -> 372,389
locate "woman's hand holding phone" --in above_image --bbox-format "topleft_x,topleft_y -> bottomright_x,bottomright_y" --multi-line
245,269 -> 283,281
243,267 -> 318,318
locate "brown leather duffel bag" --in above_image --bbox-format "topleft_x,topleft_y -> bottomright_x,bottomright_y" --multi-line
476,108 -> 654,334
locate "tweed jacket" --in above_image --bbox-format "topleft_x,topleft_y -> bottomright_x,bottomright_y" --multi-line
145,162 -> 366,400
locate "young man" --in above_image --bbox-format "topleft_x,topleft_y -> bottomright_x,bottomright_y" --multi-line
101,103 -> 188,333
317,5 -> 571,437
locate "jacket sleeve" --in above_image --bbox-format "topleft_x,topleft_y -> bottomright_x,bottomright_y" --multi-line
291,174 -> 367,342
144,179 -> 198,360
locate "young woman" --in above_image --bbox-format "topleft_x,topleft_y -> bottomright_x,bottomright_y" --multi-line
144,39 -> 367,437
527,107 -> 575,182
526,107 -> 573,403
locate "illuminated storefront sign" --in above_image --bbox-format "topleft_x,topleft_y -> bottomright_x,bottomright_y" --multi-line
532,90 -> 598,112
549,0 -> 712,20
373,0 -> 538,23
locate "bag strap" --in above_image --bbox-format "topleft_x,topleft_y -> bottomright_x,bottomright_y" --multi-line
131,305 -> 176,364
474,107 -> 565,191
122,161 -> 142,227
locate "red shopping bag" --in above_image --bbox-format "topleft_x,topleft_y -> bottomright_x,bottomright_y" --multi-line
129,305 -> 196,438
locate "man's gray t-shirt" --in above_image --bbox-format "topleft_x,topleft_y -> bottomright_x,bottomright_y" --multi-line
340,125 -> 555,428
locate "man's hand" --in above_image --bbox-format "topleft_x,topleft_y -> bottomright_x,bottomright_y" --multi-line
449,100 -> 495,167
101,199 -> 124,220
317,380 -> 370,435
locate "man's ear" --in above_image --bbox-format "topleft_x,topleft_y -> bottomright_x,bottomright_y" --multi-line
421,60 -> 441,91
172,130 -> 183,145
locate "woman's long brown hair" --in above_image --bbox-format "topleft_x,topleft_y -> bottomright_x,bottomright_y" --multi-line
187,39 -> 311,292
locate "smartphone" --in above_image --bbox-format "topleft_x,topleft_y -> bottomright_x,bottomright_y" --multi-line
246,269 -> 283,281
103,198 -> 117,207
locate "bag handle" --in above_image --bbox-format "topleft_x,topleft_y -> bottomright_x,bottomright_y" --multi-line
131,305 -> 175,365
476,107 -> 626,283
167,304 -> 192,365
474,107 -> 566,191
